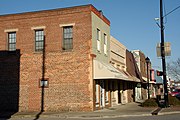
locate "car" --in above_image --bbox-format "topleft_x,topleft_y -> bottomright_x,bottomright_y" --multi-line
170,89 -> 180,97
175,92 -> 180,100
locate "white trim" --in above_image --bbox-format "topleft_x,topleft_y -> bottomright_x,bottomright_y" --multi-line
4,29 -> 18,32
59,23 -> 75,27
31,26 -> 46,30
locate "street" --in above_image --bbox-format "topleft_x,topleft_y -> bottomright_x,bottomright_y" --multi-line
4,113 -> 180,120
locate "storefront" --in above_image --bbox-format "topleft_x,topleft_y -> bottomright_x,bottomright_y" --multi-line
93,60 -> 132,109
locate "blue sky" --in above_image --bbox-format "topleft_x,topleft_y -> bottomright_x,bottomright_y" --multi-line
0,0 -> 180,70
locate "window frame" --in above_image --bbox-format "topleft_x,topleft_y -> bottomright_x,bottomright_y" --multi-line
97,28 -> 101,52
8,32 -> 16,51
103,33 -> 107,55
35,29 -> 44,52
62,26 -> 73,51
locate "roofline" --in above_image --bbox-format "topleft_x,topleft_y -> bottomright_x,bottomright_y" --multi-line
131,50 -> 146,57
0,4 -> 110,26
0,4 -> 91,17
110,36 -> 127,49
89,5 -> 110,26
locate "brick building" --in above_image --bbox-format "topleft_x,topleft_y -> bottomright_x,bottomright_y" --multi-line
125,50 -> 143,102
132,50 -> 151,100
0,4 -> 111,112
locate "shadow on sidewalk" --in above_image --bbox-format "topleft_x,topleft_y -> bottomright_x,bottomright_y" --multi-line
33,111 -> 43,120
0,112 -> 17,120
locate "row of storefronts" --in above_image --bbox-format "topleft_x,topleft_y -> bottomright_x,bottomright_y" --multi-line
93,36 -> 149,109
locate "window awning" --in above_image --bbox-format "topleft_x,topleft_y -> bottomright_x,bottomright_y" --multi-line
93,60 -> 140,82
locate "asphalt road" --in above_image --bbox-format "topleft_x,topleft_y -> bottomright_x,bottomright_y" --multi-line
4,113 -> 180,120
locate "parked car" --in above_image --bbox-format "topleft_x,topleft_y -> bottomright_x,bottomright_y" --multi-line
175,92 -> 180,100
170,89 -> 180,96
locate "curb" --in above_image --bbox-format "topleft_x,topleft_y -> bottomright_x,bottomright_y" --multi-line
9,110 -> 180,119
158,111 -> 180,115
10,113 -> 153,119
151,107 -> 162,115
68,114 -> 152,119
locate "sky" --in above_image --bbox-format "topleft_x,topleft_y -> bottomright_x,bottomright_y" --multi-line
0,0 -> 180,70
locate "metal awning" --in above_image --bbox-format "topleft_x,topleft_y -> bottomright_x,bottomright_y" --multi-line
93,60 -> 139,82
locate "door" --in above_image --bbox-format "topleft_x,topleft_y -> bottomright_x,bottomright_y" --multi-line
118,82 -> 121,103
100,80 -> 105,108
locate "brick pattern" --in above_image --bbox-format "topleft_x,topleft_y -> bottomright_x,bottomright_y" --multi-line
127,89 -> 134,103
139,52 -> 146,78
141,87 -> 148,100
43,52 -> 92,111
0,5 -> 95,112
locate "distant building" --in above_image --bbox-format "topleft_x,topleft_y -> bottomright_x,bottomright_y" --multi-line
152,70 -> 163,96
132,50 -> 150,99
132,50 -> 148,81
126,50 -> 143,102
109,36 -> 137,105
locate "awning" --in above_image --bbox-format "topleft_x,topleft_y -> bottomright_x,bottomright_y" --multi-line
93,60 -> 140,82
142,76 -> 148,82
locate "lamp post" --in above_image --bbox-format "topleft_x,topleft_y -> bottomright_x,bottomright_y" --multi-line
145,57 -> 150,99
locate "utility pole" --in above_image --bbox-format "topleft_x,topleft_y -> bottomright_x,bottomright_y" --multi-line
160,0 -> 168,107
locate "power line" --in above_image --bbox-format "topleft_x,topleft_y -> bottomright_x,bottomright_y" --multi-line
163,5 -> 180,18
155,3 -> 180,28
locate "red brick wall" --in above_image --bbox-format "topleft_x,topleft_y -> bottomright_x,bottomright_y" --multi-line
141,87 -> 147,100
139,52 -> 146,78
127,89 -> 133,103
0,5 -> 94,112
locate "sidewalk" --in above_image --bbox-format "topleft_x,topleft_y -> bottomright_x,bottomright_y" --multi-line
2,102 -> 180,119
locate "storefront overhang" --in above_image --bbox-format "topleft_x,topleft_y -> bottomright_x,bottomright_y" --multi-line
142,76 -> 148,82
93,60 -> 140,82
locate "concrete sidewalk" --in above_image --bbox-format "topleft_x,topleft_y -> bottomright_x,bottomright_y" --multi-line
2,102 -> 180,119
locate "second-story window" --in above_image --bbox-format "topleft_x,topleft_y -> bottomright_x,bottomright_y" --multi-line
35,30 -> 44,52
63,26 -> 73,50
104,33 -> 107,55
8,32 -> 16,51
97,29 -> 101,52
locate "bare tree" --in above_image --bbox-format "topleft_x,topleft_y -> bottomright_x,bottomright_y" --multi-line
167,58 -> 180,81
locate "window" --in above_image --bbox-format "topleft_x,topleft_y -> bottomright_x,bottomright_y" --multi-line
97,29 -> 101,51
63,26 -> 73,50
8,32 -> 16,51
35,30 -> 44,52
104,33 -> 107,55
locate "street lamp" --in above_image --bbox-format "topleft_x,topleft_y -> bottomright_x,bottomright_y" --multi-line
145,57 -> 150,99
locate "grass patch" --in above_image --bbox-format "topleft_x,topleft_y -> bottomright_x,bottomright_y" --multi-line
168,95 -> 180,106
142,98 -> 158,107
